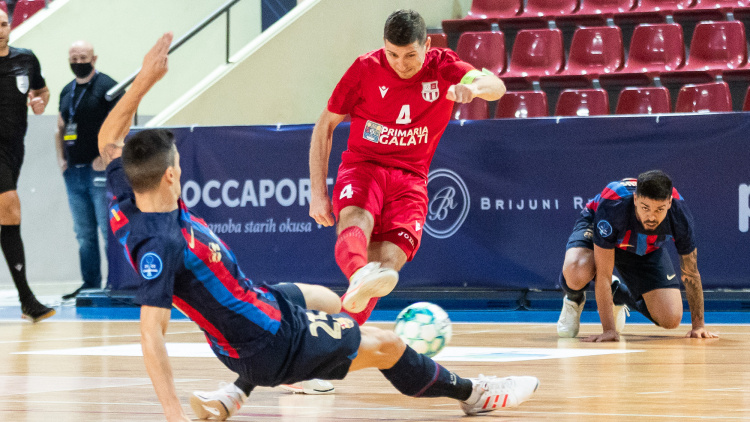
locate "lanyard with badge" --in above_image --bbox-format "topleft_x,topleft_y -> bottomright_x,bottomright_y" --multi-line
63,71 -> 98,147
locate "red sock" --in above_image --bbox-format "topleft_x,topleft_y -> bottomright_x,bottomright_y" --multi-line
335,226 -> 368,279
342,296 -> 379,325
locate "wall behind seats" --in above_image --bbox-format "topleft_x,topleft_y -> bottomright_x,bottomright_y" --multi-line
150,0 -> 471,127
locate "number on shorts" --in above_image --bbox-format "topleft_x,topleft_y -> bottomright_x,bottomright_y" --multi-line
307,311 -> 342,339
339,184 -> 353,200
396,104 -> 412,124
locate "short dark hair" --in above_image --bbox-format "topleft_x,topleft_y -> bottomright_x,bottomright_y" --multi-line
636,169 -> 673,200
384,9 -> 426,46
122,129 -> 177,193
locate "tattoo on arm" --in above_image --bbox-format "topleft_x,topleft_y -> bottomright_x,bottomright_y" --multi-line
680,249 -> 705,327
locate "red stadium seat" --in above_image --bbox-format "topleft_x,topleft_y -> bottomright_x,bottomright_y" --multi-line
10,0 -> 45,29
600,23 -> 685,87
0,1 -> 7,15
577,0 -> 636,14
429,33 -> 449,49
689,0 -> 746,9
555,88 -> 610,115
442,0 -> 522,33
455,31 -> 506,75
674,81 -> 732,112
635,0 -> 694,12
495,91 -> 549,117
521,0 -> 579,17
615,86 -> 672,113
566,26 -> 624,76
503,29 -> 565,89
452,98 -> 490,120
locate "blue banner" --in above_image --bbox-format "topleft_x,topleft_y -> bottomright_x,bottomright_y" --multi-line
108,114 -> 750,291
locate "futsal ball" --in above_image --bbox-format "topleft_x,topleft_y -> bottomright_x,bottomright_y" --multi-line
394,302 -> 452,358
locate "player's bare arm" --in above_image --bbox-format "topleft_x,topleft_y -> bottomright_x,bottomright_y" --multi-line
680,249 -> 719,339
583,245 -> 619,342
309,108 -> 346,227
446,73 -> 505,103
28,86 -> 49,115
140,305 -> 190,422
98,32 -> 173,166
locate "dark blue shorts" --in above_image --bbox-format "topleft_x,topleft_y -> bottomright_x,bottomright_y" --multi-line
216,283 -> 360,386
566,214 -> 680,300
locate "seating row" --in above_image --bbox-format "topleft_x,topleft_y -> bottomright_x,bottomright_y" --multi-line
452,81 -> 741,118
443,0 -> 748,33
452,22 -> 749,90
7,0 -> 47,29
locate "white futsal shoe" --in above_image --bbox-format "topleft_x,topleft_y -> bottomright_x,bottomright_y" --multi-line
342,262 -> 398,313
557,295 -> 585,338
460,375 -> 540,415
279,379 -> 335,394
614,304 -> 629,334
190,382 -> 247,420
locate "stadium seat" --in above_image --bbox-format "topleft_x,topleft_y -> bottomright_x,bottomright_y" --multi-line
502,28 -> 565,89
555,88 -> 610,115
661,21 -> 746,84
455,31 -> 507,75
689,0 -> 746,9
442,0 -> 522,33
495,91 -> 549,117
633,0 -> 694,12
615,86 -> 672,113
429,33 -> 449,49
0,1 -> 7,15
600,23 -> 685,87
674,81 -> 732,112
577,0 -> 636,14
452,98 -> 490,120
10,0 -> 45,29
521,0 -> 579,17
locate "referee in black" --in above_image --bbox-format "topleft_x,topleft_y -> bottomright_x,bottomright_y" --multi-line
0,10 -> 54,322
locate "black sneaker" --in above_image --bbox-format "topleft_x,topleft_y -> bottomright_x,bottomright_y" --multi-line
62,286 -> 84,300
21,298 -> 56,323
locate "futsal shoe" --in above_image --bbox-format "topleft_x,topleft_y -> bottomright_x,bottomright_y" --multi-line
460,375 -> 539,415
279,379 -> 335,394
342,262 -> 398,313
190,382 -> 246,420
21,298 -> 55,323
614,304 -> 629,334
557,295 -> 585,338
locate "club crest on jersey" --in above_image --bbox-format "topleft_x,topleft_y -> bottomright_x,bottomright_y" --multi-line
597,220 -> 613,237
16,75 -> 29,94
140,252 -> 163,280
363,120 -> 384,143
422,81 -> 439,102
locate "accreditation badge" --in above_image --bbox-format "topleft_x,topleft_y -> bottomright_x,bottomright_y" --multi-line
63,123 -> 78,146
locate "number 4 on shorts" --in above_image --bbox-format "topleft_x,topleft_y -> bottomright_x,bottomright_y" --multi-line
339,184 -> 353,199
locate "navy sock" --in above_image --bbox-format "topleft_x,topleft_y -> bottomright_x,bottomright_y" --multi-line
1,225 -> 32,303
380,346 -> 473,401
559,273 -> 586,304
611,280 -> 658,325
234,377 -> 254,396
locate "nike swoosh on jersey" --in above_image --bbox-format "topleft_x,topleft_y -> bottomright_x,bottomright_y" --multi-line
667,274 -> 676,280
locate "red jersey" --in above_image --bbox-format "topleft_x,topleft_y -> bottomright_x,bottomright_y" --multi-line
327,47 -> 475,179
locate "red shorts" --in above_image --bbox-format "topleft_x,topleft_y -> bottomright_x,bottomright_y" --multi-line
332,161 -> 428,261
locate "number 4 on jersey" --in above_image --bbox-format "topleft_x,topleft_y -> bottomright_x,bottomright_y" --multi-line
396,105 -> 412,124
339,184 -> 354,199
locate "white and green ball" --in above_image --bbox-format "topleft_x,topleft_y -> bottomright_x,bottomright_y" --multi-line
394,302 -> 452,358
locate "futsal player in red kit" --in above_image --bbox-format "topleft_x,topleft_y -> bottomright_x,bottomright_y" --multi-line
309,9 -> 505,325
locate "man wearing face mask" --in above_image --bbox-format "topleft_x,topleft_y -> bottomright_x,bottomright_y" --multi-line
55,40 -> 121,300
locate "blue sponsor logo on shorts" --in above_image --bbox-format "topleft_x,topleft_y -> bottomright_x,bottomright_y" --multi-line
140,252 -> 163,280
597,220 -> 613,237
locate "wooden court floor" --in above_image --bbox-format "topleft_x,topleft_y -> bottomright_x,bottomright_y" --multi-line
0,319 -> 747,421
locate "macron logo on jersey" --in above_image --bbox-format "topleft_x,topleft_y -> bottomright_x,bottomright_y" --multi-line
379,86 -> 389,98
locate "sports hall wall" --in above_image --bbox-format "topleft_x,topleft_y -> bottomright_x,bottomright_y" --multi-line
111,115 -> 750,291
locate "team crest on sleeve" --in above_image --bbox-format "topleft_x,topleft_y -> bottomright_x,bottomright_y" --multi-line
422,81 -> 439,102
363,120 -> 384,143
140,252 -> 163,280
16,75 -> 29,94
597,220 -> 613,237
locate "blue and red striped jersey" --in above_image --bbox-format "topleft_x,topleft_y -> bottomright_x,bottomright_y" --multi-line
580,178 -> 696,256
106,158 -> 281,358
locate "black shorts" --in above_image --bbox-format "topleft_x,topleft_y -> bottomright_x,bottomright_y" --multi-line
0,151 -> 23,194
216,283 -> 360,387
566,214 -> 680,300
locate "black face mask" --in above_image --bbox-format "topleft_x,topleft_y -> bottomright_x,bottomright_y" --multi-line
70,62 -> 93,79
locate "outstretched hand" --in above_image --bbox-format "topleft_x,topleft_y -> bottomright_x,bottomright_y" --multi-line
138,32 -> 173,87
686,327 -> 719,339
582,329 -> 620,342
